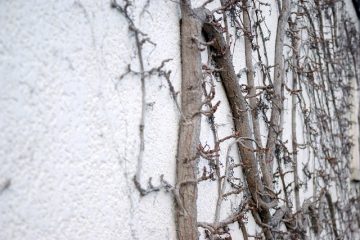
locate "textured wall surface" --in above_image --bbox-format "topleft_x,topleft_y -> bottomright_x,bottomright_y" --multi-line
0,0 -> 359,240
0,1 -> 181,239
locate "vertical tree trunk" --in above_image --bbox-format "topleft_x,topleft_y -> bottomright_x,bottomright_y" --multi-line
175,1 -> 202,239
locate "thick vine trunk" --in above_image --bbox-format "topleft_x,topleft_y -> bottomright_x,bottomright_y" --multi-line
265,0 -> 290,175
175,1 -> 202,239
242,0 -> 274,194
203,20 -> 273,240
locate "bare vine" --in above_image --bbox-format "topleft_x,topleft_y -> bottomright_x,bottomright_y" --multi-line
115,0 -> 360,239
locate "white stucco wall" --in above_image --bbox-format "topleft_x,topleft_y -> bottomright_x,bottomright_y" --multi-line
0,1 -> 181,239
0,0 -> 359,240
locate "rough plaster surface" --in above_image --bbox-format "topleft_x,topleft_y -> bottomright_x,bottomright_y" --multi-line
0,0 -> 359,240
0,0 -> 180,239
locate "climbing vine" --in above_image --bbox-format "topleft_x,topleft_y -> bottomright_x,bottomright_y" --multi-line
113,0 -> 360,239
